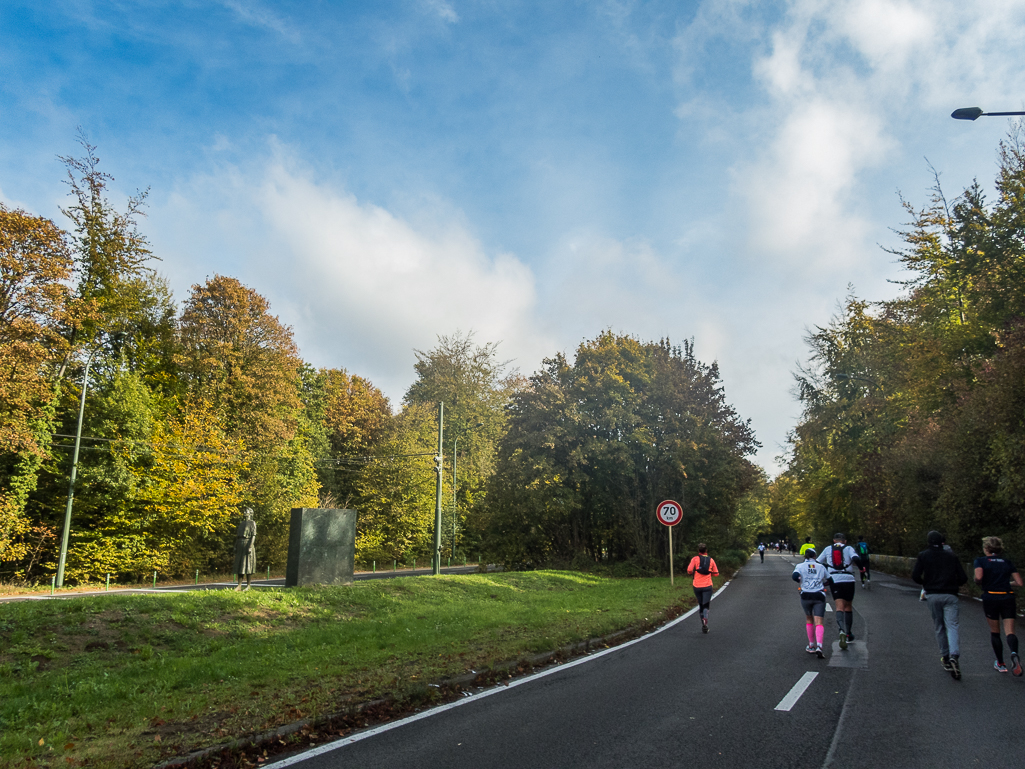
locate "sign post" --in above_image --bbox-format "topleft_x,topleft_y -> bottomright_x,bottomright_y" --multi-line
656,500 -> 683,585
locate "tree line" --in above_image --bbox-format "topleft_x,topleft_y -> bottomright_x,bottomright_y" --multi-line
772,125 -> 1025,563
0,138 -> 763,583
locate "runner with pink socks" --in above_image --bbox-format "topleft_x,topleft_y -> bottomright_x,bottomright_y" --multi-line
792,548 -> 829,658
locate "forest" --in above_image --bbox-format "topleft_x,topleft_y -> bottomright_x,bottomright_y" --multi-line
772,125 -> 1025,564
0,139 -> 762,583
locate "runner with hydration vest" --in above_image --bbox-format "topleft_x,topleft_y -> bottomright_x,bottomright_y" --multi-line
817,533 -> 862,649
792,548 -> 828,658
687,544 -> 719,634
856,535 -> 871,589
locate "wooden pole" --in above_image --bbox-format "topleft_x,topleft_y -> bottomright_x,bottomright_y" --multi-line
669,525 -> 674,586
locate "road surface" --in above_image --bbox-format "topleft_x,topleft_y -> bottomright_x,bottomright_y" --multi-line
270,553 -> 1025,768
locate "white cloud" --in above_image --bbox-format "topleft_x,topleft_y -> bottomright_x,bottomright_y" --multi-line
150,153 -> 541,401
219,0 -> 301,43
421,0 -> 459,24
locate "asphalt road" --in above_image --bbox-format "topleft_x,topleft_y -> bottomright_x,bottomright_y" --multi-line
270,553 -> 1025,769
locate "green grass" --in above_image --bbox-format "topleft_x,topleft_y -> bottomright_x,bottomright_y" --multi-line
0,571 -> 705,768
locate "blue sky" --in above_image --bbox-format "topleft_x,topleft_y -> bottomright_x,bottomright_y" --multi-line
3,0 -> 1025,472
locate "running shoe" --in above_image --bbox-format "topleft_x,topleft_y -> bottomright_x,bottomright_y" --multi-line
838,630 -> 848,650
806,644 -> 817,654
950,656 -> 961,680
941,656 -> 953,672
701,619 -> 708,634
994,660 -> 1009,673
847,633 -> 855,642
1012,653 -> 1022,677
816,645 -> 825,659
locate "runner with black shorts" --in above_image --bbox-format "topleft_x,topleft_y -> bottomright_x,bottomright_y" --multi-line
792,548 -> 827,658
817,532 -> 861,649
974,536 -> 1024,675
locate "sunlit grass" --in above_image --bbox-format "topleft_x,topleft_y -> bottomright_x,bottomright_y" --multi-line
0,570 -> 703,768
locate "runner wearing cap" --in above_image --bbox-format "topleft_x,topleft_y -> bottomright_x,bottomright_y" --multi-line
792,547 -> 827,658
817,532 -> 861,649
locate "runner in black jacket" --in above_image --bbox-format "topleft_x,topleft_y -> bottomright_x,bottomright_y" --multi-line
912,531 -> 968,679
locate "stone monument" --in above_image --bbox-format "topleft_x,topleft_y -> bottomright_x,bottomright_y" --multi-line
285,508 -> 356,587
233,507 -> 257,591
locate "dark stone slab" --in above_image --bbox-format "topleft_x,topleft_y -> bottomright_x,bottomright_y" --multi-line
285,508 -> 357,587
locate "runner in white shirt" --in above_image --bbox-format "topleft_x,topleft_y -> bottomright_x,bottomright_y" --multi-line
758,542 -> 766,563
816,533 -> 862,649
792,549 -> 828,658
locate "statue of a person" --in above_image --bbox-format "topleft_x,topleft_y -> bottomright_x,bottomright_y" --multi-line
233,507 -> 257,591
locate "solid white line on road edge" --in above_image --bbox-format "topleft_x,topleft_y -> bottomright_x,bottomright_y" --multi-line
267,579 -> 735,767
774,672 -> 819,712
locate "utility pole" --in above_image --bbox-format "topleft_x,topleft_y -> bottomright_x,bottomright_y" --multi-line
56,353 -> 93,588
433,401 -> 444,575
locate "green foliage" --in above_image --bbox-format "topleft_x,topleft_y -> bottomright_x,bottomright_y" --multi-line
485,332 -> 759,568
785,123 -> 1025,561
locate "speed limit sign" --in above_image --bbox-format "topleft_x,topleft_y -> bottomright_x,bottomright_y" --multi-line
656,500 -> 682,526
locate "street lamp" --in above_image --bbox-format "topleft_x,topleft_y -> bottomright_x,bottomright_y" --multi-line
951,107 -> 1025,121
56,350 -> 95,588
452,422 -> 484,560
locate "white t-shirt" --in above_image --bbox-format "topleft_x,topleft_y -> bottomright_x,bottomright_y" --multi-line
758,544 -> 765,551
793,560 -> 830,594
817,544 -> 860,584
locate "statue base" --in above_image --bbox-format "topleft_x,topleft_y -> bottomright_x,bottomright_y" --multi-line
285,508 -> 357,587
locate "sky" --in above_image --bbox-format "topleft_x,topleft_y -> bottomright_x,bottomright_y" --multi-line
2,0 -> 1025,473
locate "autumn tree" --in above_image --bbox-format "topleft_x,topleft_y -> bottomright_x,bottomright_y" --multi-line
317,368 -> 391,506
0,206 -> 71,563
177,275 -> 317,564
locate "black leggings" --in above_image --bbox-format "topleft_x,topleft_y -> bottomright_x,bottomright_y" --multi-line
694,587 -> 713,619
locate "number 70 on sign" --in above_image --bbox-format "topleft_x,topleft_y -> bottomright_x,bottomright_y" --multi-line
656,500 -> 682,526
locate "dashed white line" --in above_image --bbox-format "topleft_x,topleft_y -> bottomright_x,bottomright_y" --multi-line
774,672 -> 819,712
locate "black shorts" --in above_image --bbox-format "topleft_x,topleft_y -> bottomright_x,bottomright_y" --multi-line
800,592 -> 826,618
829,581 -> 856,602
983,595 -> 1016,621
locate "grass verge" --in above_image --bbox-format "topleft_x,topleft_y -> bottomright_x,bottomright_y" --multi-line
0,571 -> 708,768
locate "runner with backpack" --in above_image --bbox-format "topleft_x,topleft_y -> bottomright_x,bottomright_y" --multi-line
816,533 -> 862,649
856,535 -> 871,589
687,544 -> 719,634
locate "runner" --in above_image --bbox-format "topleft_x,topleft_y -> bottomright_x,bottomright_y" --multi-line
817,533 -> 861,649
758,542 -> 766,563
799,537 -> 816,557
856,535 -> 871,588
687,544 -> 719,634
912,530 -> 968,679
792,548 -> 828,658
973,536 -> 1024,676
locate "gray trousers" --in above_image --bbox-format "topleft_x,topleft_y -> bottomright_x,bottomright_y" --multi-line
926,593 -> 960,658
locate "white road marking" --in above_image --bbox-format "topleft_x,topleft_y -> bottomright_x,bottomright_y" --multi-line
774,672 -> 819,712
825,604 -> 833,612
